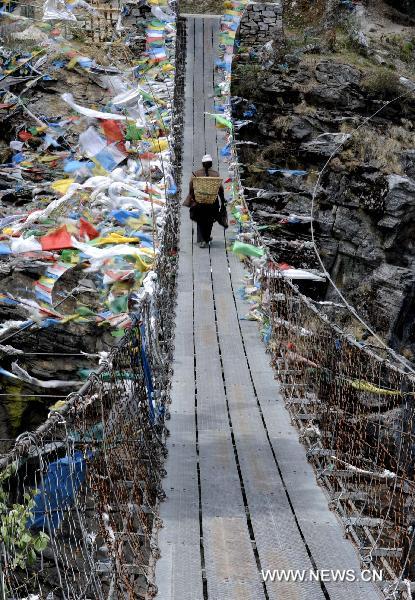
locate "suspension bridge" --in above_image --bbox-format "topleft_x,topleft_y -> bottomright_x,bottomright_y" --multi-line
154,15 -> 382,600
1,4 -> 415,600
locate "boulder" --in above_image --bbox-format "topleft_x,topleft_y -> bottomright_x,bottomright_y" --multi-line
306,84 -> 365,110
289,116 -> 313,141
384,175 -> 415,217
301,132 -> 351,158
315,61 -> 362,86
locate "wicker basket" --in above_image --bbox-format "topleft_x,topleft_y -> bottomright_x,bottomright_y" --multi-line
193,176 -> 222,204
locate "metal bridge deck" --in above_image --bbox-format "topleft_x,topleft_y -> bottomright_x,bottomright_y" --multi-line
155,16 -> 382,600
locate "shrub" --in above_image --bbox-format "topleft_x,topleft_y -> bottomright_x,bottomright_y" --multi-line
362,68 -> 403,99
0,463 -> 49,583
231,63 -> 262,99
400,41 -> 414,62
342,126 -> 404,174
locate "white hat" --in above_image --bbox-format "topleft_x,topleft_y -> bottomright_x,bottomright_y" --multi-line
202,154 -> 213,163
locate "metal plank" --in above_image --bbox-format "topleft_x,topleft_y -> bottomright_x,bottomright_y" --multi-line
210,252 -> 324,600
156,18 -> 202,600
225,238 -> 382,600
203,18 -> 217,160
183,18 -> 195,171
193,236 -> 262,599
211,21 -> 221,169
159,15 -> 264,600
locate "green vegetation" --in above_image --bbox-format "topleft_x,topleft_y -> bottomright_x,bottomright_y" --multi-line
283,0 -> 326,30
231,62 -> 263,99
340,122 -> 415,175
361,67 -> 403,98
400,40 -> 414,61
0,463 -> 49,591
179,0 -> 224,14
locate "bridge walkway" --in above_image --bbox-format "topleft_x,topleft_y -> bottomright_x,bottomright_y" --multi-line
155,15 -> 382,600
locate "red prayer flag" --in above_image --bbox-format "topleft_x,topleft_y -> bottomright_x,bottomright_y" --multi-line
277,262 -> 292,271
79,217 -> 99,240
18,131 -> 33,142
100,120 -> 124,143
40,225 -> 73,251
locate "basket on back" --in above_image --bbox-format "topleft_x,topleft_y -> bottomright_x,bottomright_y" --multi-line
192,176 -> 222,204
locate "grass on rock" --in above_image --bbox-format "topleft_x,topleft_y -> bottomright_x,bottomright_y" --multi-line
180,0 -> 224,14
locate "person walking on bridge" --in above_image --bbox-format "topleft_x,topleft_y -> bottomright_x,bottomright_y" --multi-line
184,154 -> 226,248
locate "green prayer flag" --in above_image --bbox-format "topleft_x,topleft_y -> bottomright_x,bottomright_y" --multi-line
110,295 -> 129,314
126,124 -> 143,141
76,305 -> 96,317
111,329 -> 127,338
232,241 -> 264,258
205,112 -> 233,130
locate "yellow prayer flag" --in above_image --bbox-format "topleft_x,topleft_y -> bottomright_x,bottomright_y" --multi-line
51,179 -> 75,195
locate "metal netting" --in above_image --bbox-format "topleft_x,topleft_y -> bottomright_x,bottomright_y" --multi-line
0,172 -> 182,597
0,3 -> 186,597
261,267 -> 415,597
0,157 -> 182,598
0,65 -> 184,600
0,309 -> 168,599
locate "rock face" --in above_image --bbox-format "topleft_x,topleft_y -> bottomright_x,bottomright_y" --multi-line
385,0 -> 415,18
232,51 -> 415,359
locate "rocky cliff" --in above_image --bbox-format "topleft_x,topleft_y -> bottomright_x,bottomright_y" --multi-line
231,0 -> 415,360
385,0 -> 415,19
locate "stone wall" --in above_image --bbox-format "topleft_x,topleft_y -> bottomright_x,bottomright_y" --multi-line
238,2 -> 283,47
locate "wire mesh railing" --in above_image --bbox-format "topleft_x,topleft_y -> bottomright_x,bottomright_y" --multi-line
0,5 -> 185,599
255,268 -> 415,596
0,299 -> 170,600
0,211 -> 180,600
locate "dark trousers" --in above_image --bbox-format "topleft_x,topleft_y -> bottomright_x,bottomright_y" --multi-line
190,200 -> 219,243
197,220 -> 214,243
